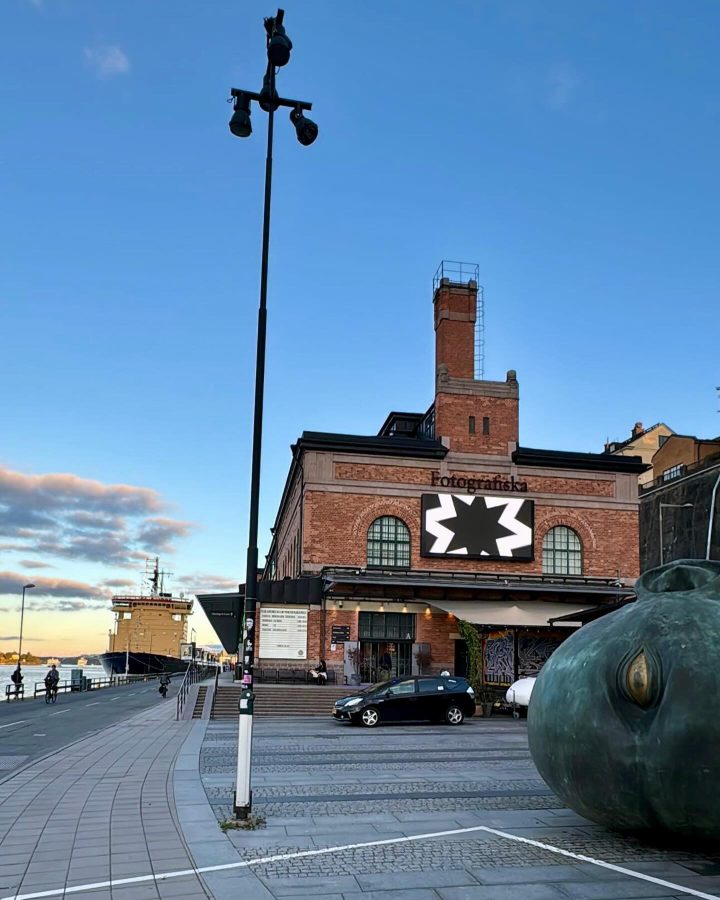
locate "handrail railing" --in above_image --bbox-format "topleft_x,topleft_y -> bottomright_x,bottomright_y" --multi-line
176,662 -> 217,720
209,666 -> 220,720
0,672 -> 163,703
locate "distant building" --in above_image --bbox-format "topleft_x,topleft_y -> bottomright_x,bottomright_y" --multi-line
605,422 -> 675,487
639,432 -> 720,570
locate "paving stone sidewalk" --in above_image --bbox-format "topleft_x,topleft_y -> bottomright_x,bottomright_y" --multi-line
0,694 -> 242,900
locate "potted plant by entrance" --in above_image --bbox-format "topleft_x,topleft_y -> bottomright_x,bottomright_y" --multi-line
414,646 -> 433,675
478,688 -> 497,718
346,646 -> 362,686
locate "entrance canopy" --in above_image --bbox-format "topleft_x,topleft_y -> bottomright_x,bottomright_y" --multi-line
422,598 -> 594,628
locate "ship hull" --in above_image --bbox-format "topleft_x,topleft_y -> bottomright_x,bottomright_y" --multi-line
99,651 -> 190,677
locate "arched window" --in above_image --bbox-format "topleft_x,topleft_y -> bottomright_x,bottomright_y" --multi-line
367,516 -> 411,568
542,525 -> 582,575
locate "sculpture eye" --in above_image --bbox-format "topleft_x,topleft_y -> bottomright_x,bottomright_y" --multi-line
622,648 -> 660,708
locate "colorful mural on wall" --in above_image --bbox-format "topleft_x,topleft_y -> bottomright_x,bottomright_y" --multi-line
517,631 -> 565,678
483,630 -> 514,685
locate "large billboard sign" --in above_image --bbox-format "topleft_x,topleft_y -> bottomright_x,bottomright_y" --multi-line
420,493 -> 534,561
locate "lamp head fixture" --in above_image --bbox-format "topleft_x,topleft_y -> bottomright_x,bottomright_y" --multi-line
290,106 -> 318,146
229,93 -> 252,138
259,72 -> 279,112
266,11 -> 292,67
24,583 -> 35,590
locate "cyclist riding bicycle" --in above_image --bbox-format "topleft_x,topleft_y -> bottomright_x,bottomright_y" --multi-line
44,664 -> 59,702
158,672 -> 170,698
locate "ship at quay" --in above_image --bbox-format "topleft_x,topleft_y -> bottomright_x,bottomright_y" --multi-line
100,558 -> 193,676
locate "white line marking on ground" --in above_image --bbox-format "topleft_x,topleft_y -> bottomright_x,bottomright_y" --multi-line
108,697 -> 120,702
1,823 -> 717,900
32,734 -> 46,737
84,702 -> 100,707
0,721 -> 26,730
48,710 -> 69,717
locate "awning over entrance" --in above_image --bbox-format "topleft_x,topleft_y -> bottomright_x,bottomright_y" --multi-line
426,598 -> 594,628
195,590 -> 243,654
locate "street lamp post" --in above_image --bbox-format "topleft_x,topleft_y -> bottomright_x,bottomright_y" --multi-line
228,9 -> 317,820
17,583 -> 35,668
658,502 -> 694,566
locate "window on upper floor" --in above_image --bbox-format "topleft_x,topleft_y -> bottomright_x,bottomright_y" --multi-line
662,464 -> 684,482
367,516 -> 411,568
542,525 -> 582,575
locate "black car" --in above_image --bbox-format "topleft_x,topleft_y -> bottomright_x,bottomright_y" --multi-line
332,675 -> 476,727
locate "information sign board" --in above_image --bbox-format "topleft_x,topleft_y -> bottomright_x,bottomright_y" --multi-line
258,607 -> 308,659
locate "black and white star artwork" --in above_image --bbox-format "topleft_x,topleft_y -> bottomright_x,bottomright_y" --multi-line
421,493 -> 534,560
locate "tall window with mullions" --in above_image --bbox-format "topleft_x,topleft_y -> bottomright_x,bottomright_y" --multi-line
367,516 -> 411,568
542,525 -> 582,575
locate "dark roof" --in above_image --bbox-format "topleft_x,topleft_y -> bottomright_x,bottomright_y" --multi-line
606,422 -> 672,453
323,566 -> 625,600
296,431 -> 447,459
513,446 -> 648,474
377,411 -> 425,437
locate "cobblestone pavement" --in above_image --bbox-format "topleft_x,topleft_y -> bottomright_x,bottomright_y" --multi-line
199,716 -> 720,899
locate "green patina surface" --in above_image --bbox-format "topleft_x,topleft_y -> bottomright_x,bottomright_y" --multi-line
528,558 -> 720,839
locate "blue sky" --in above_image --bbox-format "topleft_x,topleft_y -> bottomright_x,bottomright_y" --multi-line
1,0 -> 718,653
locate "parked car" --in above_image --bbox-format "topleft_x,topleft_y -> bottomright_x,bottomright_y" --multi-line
332,675 -> 476,727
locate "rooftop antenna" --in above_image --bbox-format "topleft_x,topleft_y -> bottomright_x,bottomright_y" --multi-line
145,557 -> 160,596
159,565 -> 174,594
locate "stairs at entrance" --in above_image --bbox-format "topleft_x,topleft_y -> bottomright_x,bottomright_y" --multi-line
211,683 -> 351,718
191,686 -> 207,719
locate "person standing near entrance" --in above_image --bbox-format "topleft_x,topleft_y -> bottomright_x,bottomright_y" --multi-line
379,650 -> 392,682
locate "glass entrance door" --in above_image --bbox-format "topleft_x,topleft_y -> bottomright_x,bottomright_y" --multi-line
359,641 -> 412,683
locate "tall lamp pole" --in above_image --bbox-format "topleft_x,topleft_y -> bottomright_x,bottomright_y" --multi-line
658,502 -> 694,566
228,9 -> 318,820
17,583 -> 35,667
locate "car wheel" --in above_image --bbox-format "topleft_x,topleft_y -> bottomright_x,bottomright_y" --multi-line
360,706 -> 380,728
445,705 -> 464,726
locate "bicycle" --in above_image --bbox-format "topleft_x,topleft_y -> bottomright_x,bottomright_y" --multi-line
45,683 -> 58,704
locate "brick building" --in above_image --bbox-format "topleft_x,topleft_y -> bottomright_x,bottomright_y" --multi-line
250,268 -> 646,689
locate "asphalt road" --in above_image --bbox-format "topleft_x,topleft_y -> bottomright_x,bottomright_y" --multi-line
0,678 -> 177,775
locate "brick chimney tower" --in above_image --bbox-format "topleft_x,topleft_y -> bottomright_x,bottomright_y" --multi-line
433,269 -> 519,456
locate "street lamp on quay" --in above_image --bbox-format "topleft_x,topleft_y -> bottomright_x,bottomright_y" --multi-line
228,9 -> 318,820
17,583 -> 35,668
658,502 -> 694,566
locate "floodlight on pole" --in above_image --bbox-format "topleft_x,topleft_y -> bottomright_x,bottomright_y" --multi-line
290,106 -> 318,146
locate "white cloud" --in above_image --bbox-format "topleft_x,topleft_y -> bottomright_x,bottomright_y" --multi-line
84,45 -> 130,79
546,63 -> 580,111
0,465 -> 193,566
